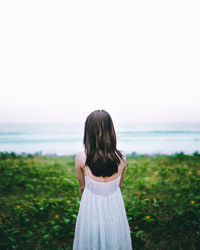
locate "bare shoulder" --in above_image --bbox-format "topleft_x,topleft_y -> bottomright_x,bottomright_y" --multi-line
121,152 -> 127,168
121,152 -> 126,160
75,151 -> 86,169
116,150 -> 127,169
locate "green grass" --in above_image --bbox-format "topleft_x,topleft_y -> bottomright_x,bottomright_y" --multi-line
0,152 -> 200,249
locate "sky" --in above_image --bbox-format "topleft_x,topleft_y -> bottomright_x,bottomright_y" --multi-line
0,0 -> 200,125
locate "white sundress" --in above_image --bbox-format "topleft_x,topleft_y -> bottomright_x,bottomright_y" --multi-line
73,166 -> 133,250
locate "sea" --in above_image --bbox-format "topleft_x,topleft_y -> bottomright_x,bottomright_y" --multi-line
0,122 -> 200,156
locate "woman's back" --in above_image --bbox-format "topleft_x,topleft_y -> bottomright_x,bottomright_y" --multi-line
83,164 -> 122,196
81,150 -> 125,183
73,110 -> 132,249
73,152 -> 132,250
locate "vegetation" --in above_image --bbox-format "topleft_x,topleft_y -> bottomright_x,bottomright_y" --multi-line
0,151 -> 199,249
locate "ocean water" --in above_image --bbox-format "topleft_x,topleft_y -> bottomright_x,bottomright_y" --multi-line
0,122 -> 200,155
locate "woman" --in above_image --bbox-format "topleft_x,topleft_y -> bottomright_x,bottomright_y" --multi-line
73,110 -> 132,250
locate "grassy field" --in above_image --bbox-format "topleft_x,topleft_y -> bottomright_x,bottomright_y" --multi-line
0,152 -> 200,249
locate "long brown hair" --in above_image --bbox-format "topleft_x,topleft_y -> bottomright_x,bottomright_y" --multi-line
83,109 -> 123,177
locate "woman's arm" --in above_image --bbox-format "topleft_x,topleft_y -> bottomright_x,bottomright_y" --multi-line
119,155 -> 127,188
75,152 -> 85,195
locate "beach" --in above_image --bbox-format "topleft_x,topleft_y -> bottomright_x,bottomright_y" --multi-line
0,122 -> 200,155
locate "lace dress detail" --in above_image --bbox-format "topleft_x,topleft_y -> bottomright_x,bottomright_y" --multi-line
73,166 -> 133,250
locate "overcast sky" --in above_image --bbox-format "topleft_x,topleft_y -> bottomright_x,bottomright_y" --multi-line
0,0 -> 200,125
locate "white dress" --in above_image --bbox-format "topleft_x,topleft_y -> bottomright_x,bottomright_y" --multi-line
73,166 -> 133,250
